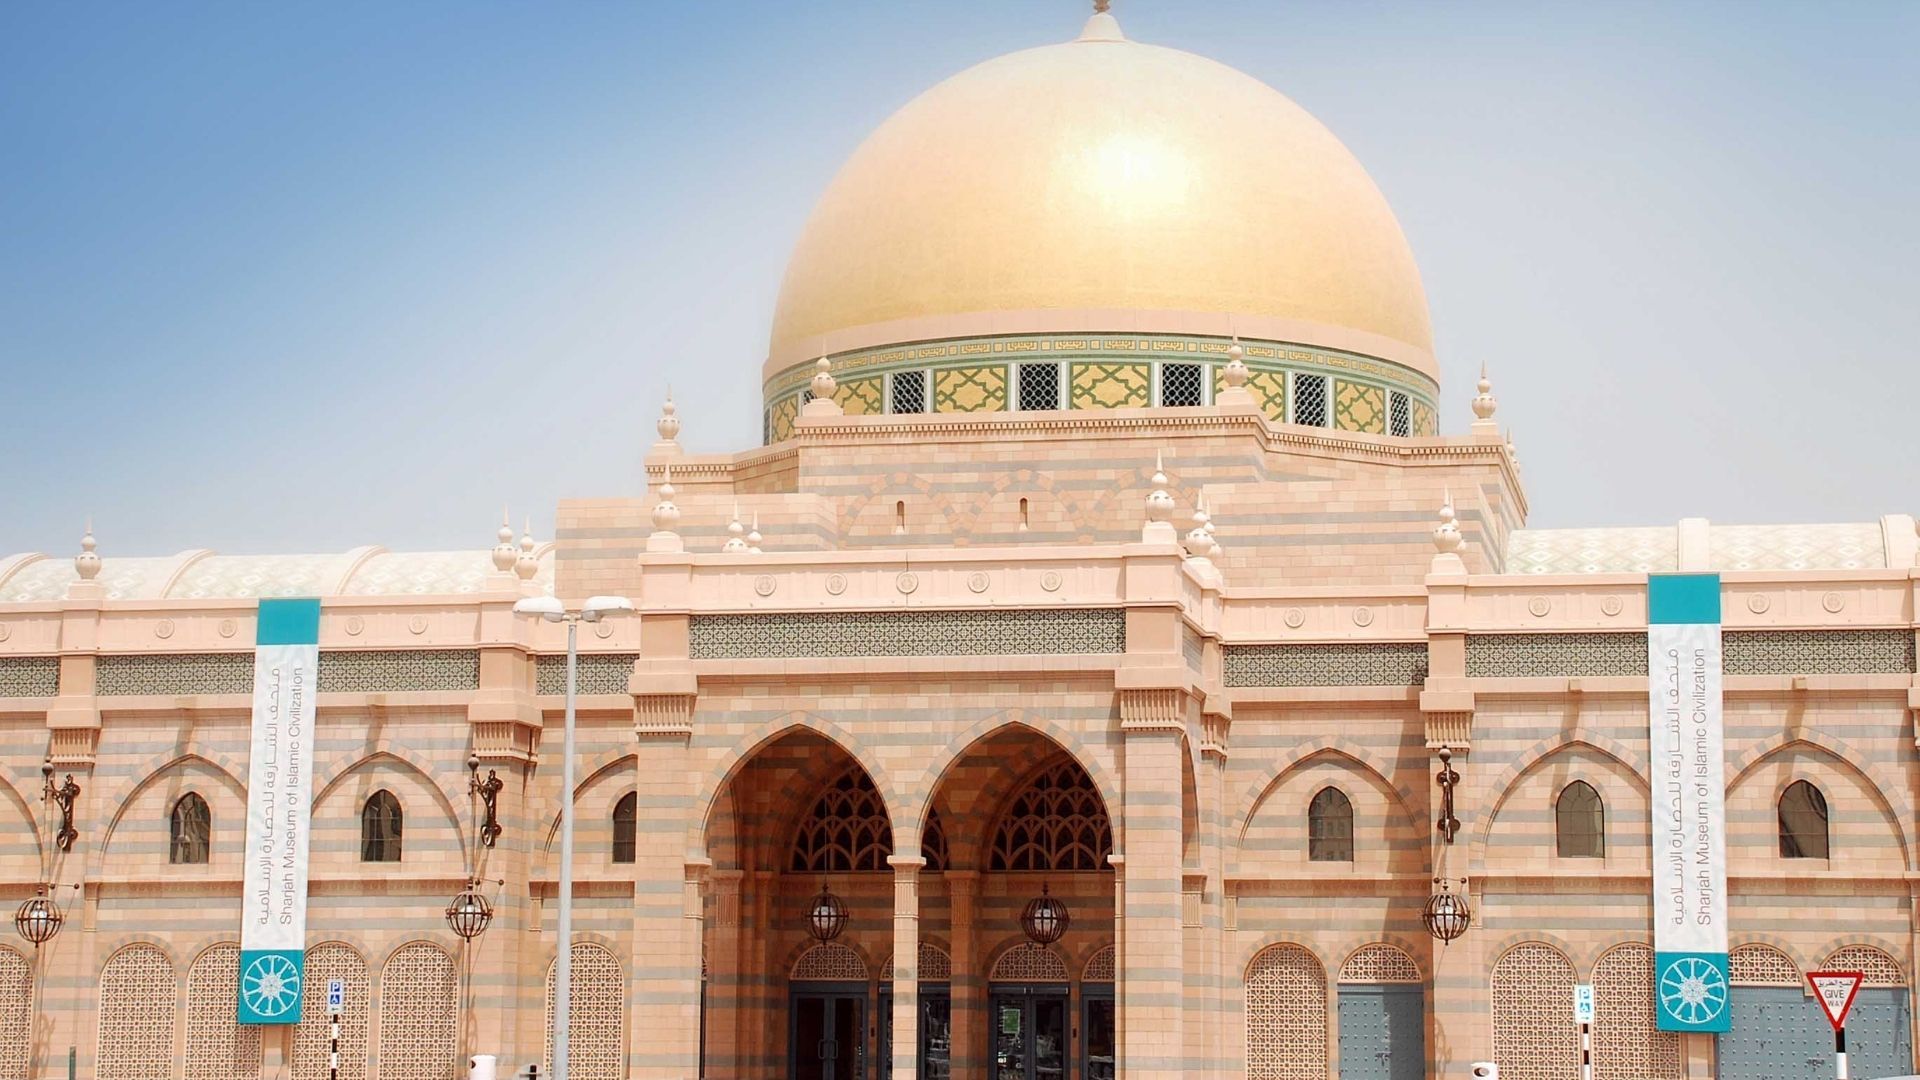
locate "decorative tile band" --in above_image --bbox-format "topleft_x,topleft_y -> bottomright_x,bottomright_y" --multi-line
763,331 -> 1439,443
94,650 -> 481,696
536,654 -> 639,695
0,656 -> 59,697
1223,643 -> 1428,687
1464,633 -> 1648,679
1723,630 -> 1914,675
689,608 -> 1125,660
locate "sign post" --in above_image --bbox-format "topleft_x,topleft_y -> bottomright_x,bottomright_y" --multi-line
1572,983 -> 1596,1080
1808,970 -> 1865,1080
1647,574 -> 1731,1033
327,976 -> 346,1080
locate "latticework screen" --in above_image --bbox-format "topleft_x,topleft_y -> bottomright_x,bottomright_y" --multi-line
97,944 -> 177,1080
1161,363 -> 1204,407
1826,945 -> 1905,987
1389,391 -> 1412,437
1017,364 -> 1061,411
379,943 -> 458,1080
990,947 -> 1067,983
1489,943 -> 1578,1080
989,757 -> 1112,872
184,944 -> 262,1080
1591,944 -> 1682,1080
292,944 -> 369,1080
791,769 -> 893,872
1338,944 -> 1420,984
1244,944 -> 1328,1080
0,948 -> 30,1080
791,944 -> 868,982
891,370 -> 928,414
1730,944 -> 1800,986
881,944 -> 953,983
1083,945 -> 1116,983
1291,374 -> 1328,427
544,944 -> 625,1080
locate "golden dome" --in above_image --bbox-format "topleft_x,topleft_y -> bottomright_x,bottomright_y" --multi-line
768,11 -> 1436,382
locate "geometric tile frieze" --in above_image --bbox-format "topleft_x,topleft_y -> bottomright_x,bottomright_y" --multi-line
1224,642 -> 1428,687
1465,633 -> 1648,679
536,653 -> 638,695
0,656 -> 59,697
1724,630 -> 1914,675
688,608 -> 1124,660
95,650 -> 481,695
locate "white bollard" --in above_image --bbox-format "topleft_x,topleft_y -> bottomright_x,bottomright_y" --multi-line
468,1054 -> 497,1080
1470,1064 -> 1500,1080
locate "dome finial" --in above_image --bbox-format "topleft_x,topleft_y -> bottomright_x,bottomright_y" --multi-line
1078,0 -> 1125,41
1470,362 -> 1500,438
1094,0 -> 1110,12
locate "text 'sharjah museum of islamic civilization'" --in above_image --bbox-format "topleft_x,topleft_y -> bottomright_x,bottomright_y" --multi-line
4,7 -> 1919,1080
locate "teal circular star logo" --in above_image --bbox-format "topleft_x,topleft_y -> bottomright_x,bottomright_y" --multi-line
1659,956 -> 1728,1026
241,954 -> 301,1019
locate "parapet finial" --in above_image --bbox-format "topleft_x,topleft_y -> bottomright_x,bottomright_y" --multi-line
656,388 -> 681,444
1472,362 -> 1498,421
746,512 -> 764,555
75,520 -> 100,581
1142,452 -> 1179,544
1432,490 -> 1463,555
515,518 -> 540,581
492,507 -> 516,572
722,503 -> 749,553
646,465 -> 684,553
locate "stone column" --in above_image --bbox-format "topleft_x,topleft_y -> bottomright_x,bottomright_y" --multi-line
1198,709 -> 1231,1079
626,687 -> 699,1080
889,855 -> 925,1080
947,870 -> 981,1080
1119,691 -> 1188,1080
703,870 -> 743,1080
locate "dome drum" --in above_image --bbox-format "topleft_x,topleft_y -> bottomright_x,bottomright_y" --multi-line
762,331 -> 1437,443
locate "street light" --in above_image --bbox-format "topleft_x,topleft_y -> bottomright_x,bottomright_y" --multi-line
16,759 -> 77,949
1424,746 -> 1472,943
512,594 -> 634,1080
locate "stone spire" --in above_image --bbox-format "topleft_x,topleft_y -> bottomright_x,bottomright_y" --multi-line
652,388 -> 683,459
646,465 -> 685,553
746,512 -> 764,555
1142,452 -> 1179,545
721,503 -> 749,553
491,509 -> 516,572
1506,428 -> 1520,472
1471,363 -> 1500,439
74,520 -> 100,581
801,357 -> 844,418
515,518 -> 540,583
1215,337 -> 1255,409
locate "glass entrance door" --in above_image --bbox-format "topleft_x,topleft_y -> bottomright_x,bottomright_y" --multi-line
791,988 -> 865,1080
878,986 -> 952,1080
991,987 -> 1069,1080
1081,990 -> 1114,1080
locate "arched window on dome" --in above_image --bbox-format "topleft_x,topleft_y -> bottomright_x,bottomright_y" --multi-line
1307,787 -> 1353,862
791,769 -> 893,873
169,792 -> 210,865
612,792 -> 637,864
1779,780 -> 1829,859
1555,781 -> 1605,859
989,757 -> 1112,872
361,790 -> 403,862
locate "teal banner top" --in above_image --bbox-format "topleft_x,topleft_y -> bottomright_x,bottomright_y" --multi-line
256,598 -> 322,645
1648,573 -> 1720,625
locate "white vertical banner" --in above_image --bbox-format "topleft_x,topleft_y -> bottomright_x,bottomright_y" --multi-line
238,598 -> 321,1024
1647,573 -> 1729,1032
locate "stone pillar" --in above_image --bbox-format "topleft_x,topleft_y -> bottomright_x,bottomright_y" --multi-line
947,870 -> 981,1080
1119,691 -> 1188,1080
703,871 -> 743,1080
889,855 -> 925,1080
1199,708 -> 1231,1079
626,689 -> 699,1078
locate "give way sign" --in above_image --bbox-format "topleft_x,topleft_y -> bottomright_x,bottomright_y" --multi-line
1807,970 -> 1865,1031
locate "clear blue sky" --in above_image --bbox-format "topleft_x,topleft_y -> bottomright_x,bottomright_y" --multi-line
3,1 -> 1916,556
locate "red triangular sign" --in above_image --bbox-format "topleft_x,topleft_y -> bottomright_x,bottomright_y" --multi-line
1807,970 -> 1865,1031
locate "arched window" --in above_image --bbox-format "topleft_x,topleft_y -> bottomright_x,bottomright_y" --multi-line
361,790 -> 403,862
989,757 -> 1112,872
1555,781 -> 1605,858
791,769 -> 893,872
170,792 -> 211,865
922,807 -> 950,872
1307,787 -> 1353,862
612,793 -> 637,864
1779,780 -> 1829,859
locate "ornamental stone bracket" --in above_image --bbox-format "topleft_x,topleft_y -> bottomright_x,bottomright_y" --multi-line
1116,682 -> 1198,737
1419,684 -> 1473,750
1909,685 -> 1920,749
468,689 -> 543,765
45,724 -> 99,767
631,661 -> 698,739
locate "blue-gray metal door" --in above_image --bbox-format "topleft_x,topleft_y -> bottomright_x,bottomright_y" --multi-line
1719,987 -> 1912,1079
1337,985 -> 1424,1080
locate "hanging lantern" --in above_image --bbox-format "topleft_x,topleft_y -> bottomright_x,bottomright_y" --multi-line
445,887 -> 494,941
806,881 -> 848,943
14,889 -> 62,946
1422,878 -> 1471,943
1020,884 -> 1070,946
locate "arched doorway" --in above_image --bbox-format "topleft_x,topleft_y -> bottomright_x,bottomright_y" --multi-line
924,729 -> 1117,1080
699,729 -> 896,1079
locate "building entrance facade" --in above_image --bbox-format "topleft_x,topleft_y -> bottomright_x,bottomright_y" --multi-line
789,986 -> 866,1080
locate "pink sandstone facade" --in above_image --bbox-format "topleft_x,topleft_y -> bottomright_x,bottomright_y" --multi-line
3,7 -> 1917,1080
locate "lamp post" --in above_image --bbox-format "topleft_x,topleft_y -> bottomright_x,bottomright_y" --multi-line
1423,746 -> 1471,943
512,594 -> 634,1080
15,759 -> 76,949
448,753 -> 504,1071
